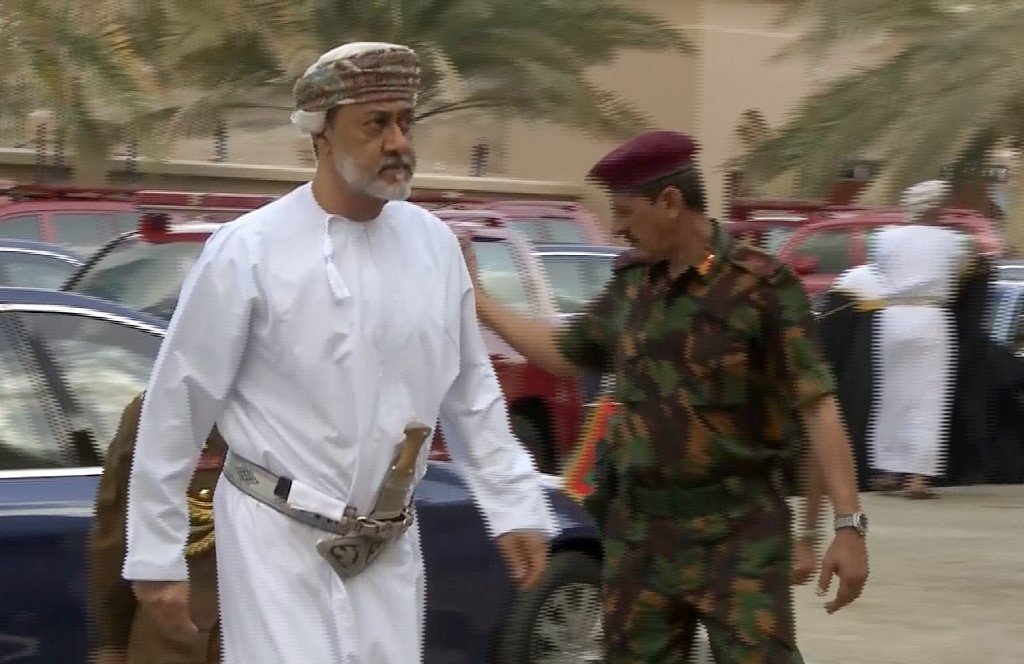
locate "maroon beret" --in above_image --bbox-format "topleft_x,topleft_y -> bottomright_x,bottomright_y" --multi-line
587,131 -> 701,191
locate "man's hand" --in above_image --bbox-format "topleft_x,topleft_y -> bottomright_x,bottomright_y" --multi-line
790,537 -> 817,586
458,234 -> 481,289
816,530 -> 868,613
132,580 -> 198,640
90,648 -> 127,664
496,530 -> 550,590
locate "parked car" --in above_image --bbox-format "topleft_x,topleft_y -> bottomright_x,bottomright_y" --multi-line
995,259 -> 1024,284
0,240 -> 84,289
987,281 -> 1024,357
531,244 -> 625,320
438,199 -> 610,245
530,244 -> 625,410
0,184 -> 140,255
777,211 -> 1005,301
63,199 -> 585,475
725,197 -> 866,254
0,287 -> 602,664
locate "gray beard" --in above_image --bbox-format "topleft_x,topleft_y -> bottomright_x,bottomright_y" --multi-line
333,152 -> 413,202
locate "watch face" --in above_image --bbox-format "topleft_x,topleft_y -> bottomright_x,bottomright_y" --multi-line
857,514 -> 869,531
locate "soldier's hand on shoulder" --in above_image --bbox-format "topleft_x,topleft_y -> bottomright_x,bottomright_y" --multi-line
132,580 -> 199,640
458,234 -> 481,288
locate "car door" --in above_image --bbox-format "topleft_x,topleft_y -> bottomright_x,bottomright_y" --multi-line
0,302 -> 162,663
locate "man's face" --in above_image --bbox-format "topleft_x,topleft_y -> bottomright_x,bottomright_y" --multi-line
320,100 -> 417,201
609,190 -> 680,260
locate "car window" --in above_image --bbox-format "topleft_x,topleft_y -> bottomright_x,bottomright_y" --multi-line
510,218 -> 587,244
51,212 -> 120,255
997,266 -> 1024,282
474,239 -> 533,314
539,254 -> 616,314
0,214 -> 44,242
71,237 -> 205,320
0,251 -> 80,289
0,322 -> 63,470
789,229 -> 855,274
763,228 -> 797,254
0,310 -> 160,469
114,212 -> 143,235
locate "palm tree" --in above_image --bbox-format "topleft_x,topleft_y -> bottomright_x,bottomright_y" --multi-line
740,0 -> 1024,251
0,0 -> 163,183
1,0 -> 693,182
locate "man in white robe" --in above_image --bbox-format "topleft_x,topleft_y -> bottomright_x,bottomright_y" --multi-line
122,42 -> 557,663
868,180 -> 973,498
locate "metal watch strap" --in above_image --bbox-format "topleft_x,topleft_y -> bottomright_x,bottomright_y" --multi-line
834,513 -> 867,535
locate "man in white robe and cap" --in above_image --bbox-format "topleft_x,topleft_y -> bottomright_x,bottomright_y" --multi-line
122,41 -> 557,663
867,180 -> 973,498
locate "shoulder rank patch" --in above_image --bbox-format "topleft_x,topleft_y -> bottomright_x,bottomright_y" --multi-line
728,243 -> 784,281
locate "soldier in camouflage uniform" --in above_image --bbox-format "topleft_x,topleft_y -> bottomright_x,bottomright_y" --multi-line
463,131 -> 868,662
88,393 -> 225,664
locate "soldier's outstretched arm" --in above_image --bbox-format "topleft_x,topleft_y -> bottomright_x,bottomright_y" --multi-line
474,291 -> 578,379
457,236 -> 575,377
459,235 -> 614,378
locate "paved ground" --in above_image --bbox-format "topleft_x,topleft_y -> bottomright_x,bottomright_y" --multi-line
792,485 -> 1024,664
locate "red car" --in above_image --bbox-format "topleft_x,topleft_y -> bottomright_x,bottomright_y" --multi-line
63,193 -> 583,473
778,209 -> 1005,303
724,197 -> 866,254
0,183 -> 140,255
435,199 -> 610,245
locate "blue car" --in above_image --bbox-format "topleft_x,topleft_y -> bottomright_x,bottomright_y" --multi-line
0,240 -> 84,289
0,288 -> 602,663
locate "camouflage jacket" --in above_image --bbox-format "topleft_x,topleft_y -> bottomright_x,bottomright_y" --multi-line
557,222 -> 836,494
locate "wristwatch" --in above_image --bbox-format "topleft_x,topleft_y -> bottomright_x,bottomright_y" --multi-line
834,513 -> 868,536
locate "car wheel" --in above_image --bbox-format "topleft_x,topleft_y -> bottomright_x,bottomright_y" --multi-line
512,413 -> 555,474
497,550 -> 604,664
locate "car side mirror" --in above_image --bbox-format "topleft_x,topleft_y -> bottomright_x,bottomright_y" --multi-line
789,255 -> 819,275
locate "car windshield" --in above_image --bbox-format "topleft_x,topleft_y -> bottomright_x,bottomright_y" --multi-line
538,253 -> 617,314
763,227 -> 797,254
70,236 -> 204,320
508,217 -> 587,244
473,239 -> 533,314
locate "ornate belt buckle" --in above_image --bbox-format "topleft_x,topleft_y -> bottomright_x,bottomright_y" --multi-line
316,533 -> 386,580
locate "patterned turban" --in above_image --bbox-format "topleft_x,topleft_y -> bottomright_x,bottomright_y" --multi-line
587,131 -> 701,191
291,42 -> 421,134
900,180 -> 951,221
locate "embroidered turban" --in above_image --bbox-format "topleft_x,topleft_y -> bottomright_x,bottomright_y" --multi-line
291,42 -> 421,134
587,131 -> 701,191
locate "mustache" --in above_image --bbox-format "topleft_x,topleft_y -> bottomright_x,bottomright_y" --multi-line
379,155 -> 415,173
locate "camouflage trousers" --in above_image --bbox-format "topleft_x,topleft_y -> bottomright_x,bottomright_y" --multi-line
602,486 -> 802,663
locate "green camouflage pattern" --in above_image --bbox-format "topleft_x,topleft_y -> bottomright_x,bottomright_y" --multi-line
557,222 -> 834,662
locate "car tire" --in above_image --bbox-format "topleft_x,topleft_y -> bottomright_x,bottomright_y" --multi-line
511,413 -> 556,475
496,550 -> 604,664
